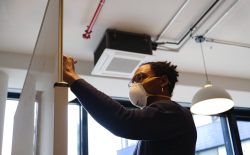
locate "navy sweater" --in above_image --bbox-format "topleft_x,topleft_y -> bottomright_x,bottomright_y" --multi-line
71,79 -> 197,155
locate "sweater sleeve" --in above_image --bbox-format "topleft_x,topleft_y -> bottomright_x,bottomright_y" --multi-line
70,79 -> 129,128
71,79 -> 195,140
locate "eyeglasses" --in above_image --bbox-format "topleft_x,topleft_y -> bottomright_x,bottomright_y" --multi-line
128,73 -> 149,87
128,73 -> 160,87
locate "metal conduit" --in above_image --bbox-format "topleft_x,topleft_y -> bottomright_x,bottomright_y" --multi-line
83,0 -> 105,39
154,0 -> 191,42
156,0 -> 250,51
155,0 -> 220,46
205,38 -> 250,49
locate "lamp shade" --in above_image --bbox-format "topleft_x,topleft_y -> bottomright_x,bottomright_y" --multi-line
191,84 -> 234,115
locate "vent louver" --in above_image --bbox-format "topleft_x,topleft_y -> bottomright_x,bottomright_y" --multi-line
91,29 -> 153,78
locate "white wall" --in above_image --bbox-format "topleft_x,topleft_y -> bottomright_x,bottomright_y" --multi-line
0,52 -> 249,108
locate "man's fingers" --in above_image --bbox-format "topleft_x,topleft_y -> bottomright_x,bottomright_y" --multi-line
63,55 -> 76,64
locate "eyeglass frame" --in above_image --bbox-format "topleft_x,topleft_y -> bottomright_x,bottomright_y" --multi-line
128,72 -> 160,87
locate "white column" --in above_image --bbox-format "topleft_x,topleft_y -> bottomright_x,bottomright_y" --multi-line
53,83 -> 68,155
0,71 -> 8,155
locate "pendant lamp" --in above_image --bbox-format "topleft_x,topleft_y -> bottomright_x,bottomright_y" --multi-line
190,36 -> 234,115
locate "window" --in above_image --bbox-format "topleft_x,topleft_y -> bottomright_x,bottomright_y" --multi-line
87,114 -> 236,155
5,95 -> 248,155
1,92 -> 39,155
88,114 -> 137,155
72,98 -> 250,155
193,115 -> 233,155
2,93 -> 82,155
1,99 -> 18,155
86,98 -> 137,155
237,120 -> 250,154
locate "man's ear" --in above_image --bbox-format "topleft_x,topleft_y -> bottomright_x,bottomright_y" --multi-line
160,75 -> 169,87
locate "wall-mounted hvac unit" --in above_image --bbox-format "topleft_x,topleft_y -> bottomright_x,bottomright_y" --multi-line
91,29 -> 153,78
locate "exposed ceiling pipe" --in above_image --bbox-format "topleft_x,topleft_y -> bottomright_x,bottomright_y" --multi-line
205,38 -> 250,49
83,0 -> 105,39
195,0 -> 249,49
155,0 -> 245,51
154,0 -> 191,42
154,0 -> 220,46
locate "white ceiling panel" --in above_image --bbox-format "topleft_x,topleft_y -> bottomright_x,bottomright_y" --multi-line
0,0 -> 250,93
205,0 -> 250,44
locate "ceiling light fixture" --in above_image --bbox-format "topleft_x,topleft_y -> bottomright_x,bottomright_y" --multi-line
190,36 -> 234,115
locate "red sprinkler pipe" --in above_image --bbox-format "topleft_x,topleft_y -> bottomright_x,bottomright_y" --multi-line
83,0 -> 105,39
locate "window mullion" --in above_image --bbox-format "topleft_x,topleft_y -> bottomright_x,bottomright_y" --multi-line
227,112 -> 243,155
220,116 -> 234,155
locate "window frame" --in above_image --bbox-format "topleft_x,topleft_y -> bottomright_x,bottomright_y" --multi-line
231,107 -> 250,155
76,97 -> 250,155
9,93 -> 249,155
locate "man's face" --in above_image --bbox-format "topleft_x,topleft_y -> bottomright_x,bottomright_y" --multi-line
131,64 -> 155,84
131,64 -> 164,95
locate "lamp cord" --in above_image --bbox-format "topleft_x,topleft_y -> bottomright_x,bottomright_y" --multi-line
199,42 -> 210,84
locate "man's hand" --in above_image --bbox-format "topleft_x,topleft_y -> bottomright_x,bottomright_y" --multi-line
63,55 -> 80,86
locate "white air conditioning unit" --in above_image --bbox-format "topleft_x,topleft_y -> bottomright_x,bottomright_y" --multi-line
91,29 -> 153,79
91,48 -> 153,78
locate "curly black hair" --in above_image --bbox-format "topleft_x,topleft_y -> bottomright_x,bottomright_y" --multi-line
141,61 -> 179,96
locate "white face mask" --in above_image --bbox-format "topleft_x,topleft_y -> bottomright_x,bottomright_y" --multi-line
129,76 -> 162,108
128,83 -> 148,108
128,76 -> 171,108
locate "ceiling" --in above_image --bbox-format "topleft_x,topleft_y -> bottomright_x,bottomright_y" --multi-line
0,0 -> 250,101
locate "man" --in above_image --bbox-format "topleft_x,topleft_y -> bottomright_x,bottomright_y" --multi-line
63,56 -> 197,155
